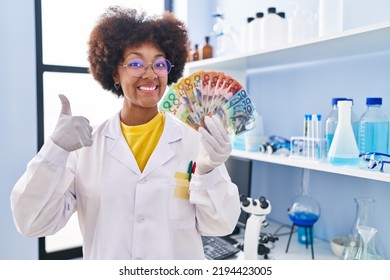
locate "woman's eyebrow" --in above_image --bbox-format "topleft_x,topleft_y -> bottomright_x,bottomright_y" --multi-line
124,52 -> 165,60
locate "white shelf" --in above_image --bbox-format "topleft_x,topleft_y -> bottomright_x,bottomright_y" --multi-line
231,149 -> 390,183
186,21 -> 390,75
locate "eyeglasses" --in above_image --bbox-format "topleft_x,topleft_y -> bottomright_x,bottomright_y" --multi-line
359,152 -> 390,173
120,58 -> 174,77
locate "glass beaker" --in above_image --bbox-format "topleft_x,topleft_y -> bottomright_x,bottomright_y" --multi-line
342,197 -> 383,260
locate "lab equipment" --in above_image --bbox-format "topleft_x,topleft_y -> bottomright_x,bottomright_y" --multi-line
319,0 -> 343,36
290,114 -> 326,161
240,195 -> 272,260
286,169 -> 320,259
201,36 -> 213,59
342,197 -> 384,260
261,7 -> 288,49
248,12 -> 263,52
211,11 -> 240,57
288,5 -> 318,43
327,100 -> 359,166
240,17 -> 254,53
359,152 -> 390,173
325,97 -> 347,154
358,97 -> 389,155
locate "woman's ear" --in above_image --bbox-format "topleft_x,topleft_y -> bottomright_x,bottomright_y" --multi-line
113,72 -> 119,84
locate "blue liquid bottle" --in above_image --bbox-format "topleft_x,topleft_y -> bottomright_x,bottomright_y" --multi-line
358,97 -> 389,154
327,100 -> 360,165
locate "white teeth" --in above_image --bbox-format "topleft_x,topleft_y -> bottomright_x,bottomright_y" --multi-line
139,86 -> 157,91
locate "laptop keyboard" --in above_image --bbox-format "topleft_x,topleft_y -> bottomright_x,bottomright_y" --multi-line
201,236 -> 241,260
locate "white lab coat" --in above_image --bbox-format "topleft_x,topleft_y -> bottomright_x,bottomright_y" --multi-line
11,112 -> 241,259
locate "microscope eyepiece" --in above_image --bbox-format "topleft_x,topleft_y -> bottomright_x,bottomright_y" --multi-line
259,196 -> 269,209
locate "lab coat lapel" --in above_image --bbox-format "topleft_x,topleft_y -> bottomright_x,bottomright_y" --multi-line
141,114 -> 182,178
103,113 -> 141,175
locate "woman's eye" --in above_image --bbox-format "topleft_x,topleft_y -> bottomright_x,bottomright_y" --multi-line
154,62 -> 166,69
128,61 -> 144,68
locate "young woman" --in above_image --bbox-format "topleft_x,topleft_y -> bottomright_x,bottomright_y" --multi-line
11,6 -> 240,260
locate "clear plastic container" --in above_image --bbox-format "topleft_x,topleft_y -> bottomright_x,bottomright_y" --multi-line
327,100 -> 360,165
319,0 -> 343,36
358,97 -> 389,155
325,97 -> 347,154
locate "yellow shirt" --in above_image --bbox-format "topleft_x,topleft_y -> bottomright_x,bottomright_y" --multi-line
120,112 -> 165,172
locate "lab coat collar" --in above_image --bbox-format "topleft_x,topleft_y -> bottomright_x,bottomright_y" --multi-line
102,112 -> 182,178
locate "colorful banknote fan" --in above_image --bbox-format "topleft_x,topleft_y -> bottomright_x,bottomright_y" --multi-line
159,70 -> 256,135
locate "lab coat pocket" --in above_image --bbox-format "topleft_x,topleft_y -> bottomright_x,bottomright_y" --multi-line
169,175 -> 196,229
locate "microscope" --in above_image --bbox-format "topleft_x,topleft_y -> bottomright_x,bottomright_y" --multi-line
240,194 -> 273,260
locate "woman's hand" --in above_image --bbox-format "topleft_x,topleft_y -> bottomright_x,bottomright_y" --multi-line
196,115 -> 232,175
51,94 -> 93,151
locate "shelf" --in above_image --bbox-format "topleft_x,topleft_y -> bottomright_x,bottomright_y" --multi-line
231,149 -> 390,183
186,21 -> 390,76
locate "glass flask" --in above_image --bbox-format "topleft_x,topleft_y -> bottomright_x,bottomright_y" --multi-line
342,197 -> 384,260
288,169 -> 321,230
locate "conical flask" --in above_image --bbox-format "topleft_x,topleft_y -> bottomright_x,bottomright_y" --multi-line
342,197 -> 384,260
327,100 -> 359,166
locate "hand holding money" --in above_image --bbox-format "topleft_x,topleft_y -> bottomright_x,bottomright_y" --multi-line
159,70 -> 256,136
196,115 -> 232,175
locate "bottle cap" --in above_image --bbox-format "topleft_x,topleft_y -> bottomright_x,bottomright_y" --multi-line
247,17 -> 255,23
256,12 -> 264,18
366,97 -> 382,105
277,12 -> 285,18
331,97 -> 347,106
268,7 -> 276,14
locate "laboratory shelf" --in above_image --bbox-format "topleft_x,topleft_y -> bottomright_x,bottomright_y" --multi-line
185,21 -> 390,82
231,149 -> 390,183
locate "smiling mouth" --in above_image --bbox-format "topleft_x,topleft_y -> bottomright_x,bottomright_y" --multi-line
138,85 -> 158,92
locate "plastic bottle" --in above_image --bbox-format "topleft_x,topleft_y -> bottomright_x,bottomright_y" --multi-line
327,100 -> 360,166
288,7 -> 314,43
261,7 -> 288,49
249,12 -> 263,52
201,36 -> 213,59
240,17 -> 254,53
347,98 -> 359,145
325,97 -> 347,155
212,12 -> 240,57
319,0 -> 343,36
358,97 -> 389,154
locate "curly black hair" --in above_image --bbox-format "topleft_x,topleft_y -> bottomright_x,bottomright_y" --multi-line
88,6 -> 190,97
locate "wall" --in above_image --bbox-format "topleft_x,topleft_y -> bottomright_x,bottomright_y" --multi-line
0,1 -> 38,259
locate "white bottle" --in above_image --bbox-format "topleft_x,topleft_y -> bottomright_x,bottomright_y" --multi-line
319,0 -> 343,36
240,17 -> 254,53
261,7 -> 287,49
289,8 -> 311,43
249,12 -> 264,52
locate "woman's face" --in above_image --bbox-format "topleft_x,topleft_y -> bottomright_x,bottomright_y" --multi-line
114,42 -> 168,115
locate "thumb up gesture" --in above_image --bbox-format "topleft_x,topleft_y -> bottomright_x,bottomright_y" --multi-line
51,94 -> 93,151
